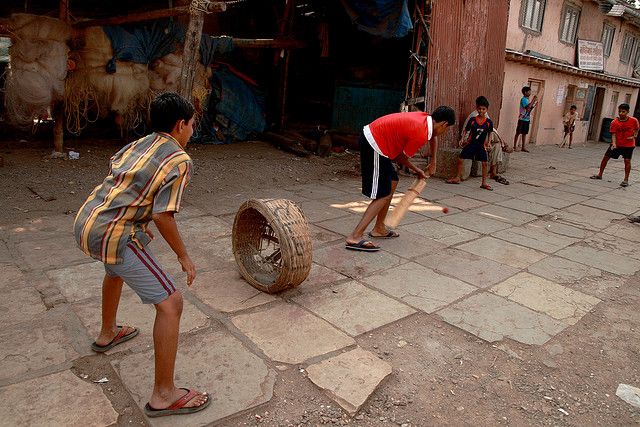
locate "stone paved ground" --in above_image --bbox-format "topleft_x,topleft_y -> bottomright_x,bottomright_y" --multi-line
1,142 -> 640,426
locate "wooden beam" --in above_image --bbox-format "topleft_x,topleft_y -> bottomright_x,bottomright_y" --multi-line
53,0 -> 70,154
178,2 -> 205,102
233,38 -> 304,49
73,3 -> 226,28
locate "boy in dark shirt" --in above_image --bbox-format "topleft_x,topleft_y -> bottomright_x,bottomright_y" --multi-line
447,96 -> 494,190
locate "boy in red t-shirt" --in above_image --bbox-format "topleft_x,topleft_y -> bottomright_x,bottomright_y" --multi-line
345,106 -> 455,252
591,103 -> 639,187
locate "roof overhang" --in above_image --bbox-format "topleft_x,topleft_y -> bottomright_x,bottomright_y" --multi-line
506,48 -> 640,88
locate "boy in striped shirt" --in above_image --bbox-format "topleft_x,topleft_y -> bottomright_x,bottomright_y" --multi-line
74,93 -> 209,417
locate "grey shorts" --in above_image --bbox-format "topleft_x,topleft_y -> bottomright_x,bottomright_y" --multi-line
104,242 -> 177,304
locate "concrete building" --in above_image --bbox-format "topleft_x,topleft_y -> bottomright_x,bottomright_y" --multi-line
498,0 -> 640,146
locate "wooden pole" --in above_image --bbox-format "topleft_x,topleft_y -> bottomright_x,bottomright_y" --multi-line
53,0 -> 69,154
178,2 -> 205,102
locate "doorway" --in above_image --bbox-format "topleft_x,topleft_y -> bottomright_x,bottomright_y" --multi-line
527,79 -> 545,144
587,87 -> 606,141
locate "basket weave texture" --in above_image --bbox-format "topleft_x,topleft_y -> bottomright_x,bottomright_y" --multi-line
232,199 -> 312,293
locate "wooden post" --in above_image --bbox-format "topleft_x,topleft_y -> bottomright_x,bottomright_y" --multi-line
53,0 -> 70,154
178,1 -> 205,102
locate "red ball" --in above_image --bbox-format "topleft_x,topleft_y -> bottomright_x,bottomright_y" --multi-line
442,207 -> 449,214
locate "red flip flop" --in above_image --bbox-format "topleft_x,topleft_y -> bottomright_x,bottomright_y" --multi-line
91,326 -> 139,353
144,389 -> 211,418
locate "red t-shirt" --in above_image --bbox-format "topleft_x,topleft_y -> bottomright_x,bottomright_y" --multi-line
364,112 -> 432,159
610,117 -> 639,148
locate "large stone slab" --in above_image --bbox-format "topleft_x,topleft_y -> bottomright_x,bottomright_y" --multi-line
414,248 -> 519,288
496,198 -> 557,216
73,290 -> 209,354
437,293 -> 566,345
0,286 -> 46,327
113,329 -> 275,426
16,237 -> 91,271
379,230 -> 448,259
297,200 -> 352,223
581,198 -> 638,215
400,220 -> 480,246
363,262 -> 476,313
519,192 -> 575,209
527,219 -> 593,239
232,302 -> 355,363
0,310 -> 80,383
46,261 -> 106,302
583,233 -> 640,261
293,281 -> 415,336
457,236 -> 547,269
602,222 -> 640,243
190,269 -> 276,313
438,211 -> 512,234
1,214 -> 74,242
527,256 -> 602,283
315,215 -> 362,237
534,188 -> 590,204
308,224 -> 343,248
490,273 -> 601,325
468,205 -> 538,226
0,370 -> 118,426
313,243 -> 403,279
306,347 -> 392,415
492,224 -> 578,253
295,263 -> 349,293
437,196 -> 487,211
178,215 -> 232,240
555,205 -> 624,231
556,245 -> 640,276
293,183 -> 349,200
0,264 -> 25,286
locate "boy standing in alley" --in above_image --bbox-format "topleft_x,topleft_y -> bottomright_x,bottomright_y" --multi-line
590,103 -> 639,187
513,86 -> 538,152
74,93 -> 210,417
446,96 -> 495,190
345,106 -> 456,252
560,105 -> 578,148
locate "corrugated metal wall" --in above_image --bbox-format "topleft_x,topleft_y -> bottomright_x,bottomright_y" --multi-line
426,0 -> 510,147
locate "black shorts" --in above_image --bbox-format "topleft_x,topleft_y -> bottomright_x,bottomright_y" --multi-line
359,133 -> 398,199
516,120 -> 530,135
460,142 -> 488,162
564,124 -> 575,134
605,146 -> 634,160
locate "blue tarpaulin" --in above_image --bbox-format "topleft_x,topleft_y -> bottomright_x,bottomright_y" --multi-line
103,21 -> 184,73
195,66 -> 266,144
340,0 -> 412,38
200,35 -> 234,65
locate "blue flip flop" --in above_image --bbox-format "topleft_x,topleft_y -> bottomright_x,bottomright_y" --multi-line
345,239 -> 380,252
368,230 -> 399,239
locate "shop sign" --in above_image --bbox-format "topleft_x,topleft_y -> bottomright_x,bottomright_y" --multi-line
577,40 -> 604,71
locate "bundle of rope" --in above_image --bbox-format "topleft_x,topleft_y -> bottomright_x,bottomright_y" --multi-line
66,26 -> 152,134
4,14 -> 71,127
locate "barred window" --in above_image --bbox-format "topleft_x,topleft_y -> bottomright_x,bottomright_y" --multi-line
620,33 -> 637,63
521,0 -> 546,32
560,4 -> 580,44
602,24 -> 615,57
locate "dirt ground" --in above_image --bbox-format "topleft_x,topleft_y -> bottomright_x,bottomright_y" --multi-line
1,137 -> 639,426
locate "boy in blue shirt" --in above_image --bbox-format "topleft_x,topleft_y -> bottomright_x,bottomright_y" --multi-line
446,96 -> 494,190
513,86 -> 538,152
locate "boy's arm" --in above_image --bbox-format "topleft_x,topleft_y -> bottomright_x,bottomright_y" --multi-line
152,212 -> 196,286
395,153 -> 427,179
427,137 -> 437,176
611,134 -> 617,149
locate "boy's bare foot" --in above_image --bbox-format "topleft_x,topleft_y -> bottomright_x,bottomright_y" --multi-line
146,388 -> 210,417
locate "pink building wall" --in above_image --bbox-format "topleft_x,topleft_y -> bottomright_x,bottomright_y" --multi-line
499,0 -> 640,145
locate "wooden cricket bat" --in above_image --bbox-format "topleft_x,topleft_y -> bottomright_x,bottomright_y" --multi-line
385,175 -> 430,229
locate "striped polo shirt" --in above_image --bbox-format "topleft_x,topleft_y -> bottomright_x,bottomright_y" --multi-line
74,132 -> 192,265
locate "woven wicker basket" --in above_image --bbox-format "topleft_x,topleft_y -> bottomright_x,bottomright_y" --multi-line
232,198 -> 312,293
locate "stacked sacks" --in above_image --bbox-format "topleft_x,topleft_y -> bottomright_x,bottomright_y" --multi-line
148,52 -> 210,111
4,14 -> 71,127
66,26 -> 151,134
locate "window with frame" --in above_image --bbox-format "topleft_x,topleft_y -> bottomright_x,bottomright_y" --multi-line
560,4 -> 580,44
602,24 -> 615,57
625,93 -> 632,105
521,0 -> 546,32
621,33 -> 637,63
